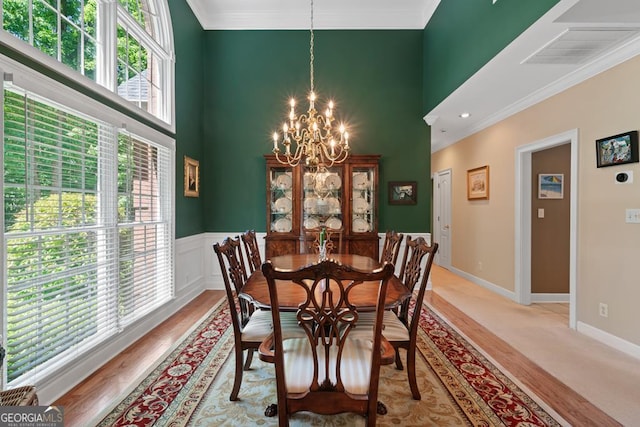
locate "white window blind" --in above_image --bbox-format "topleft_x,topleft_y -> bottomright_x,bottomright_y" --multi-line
3,84 -> 173,386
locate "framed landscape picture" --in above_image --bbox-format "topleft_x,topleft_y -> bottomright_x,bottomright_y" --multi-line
184,156 -> 200,197
538,173 -> 564,199
389,181 -> 417,205
467,165 -> 489,200
595,130 -> 639,168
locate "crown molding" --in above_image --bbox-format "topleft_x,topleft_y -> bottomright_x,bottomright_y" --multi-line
430,35 -> 640,153
187,1 -> 437,30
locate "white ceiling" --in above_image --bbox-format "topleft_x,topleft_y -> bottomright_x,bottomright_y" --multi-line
186,0 -> 640,152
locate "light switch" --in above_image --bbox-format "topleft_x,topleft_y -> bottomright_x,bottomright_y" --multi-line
537,208 -> 545,219
626,209 -> 640,223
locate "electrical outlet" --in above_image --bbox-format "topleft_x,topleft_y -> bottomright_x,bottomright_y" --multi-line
477,261 -> 483,271
599,303 -> 608,318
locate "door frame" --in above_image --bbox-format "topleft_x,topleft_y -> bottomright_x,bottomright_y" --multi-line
432,168 -> 452,269
515,129 -> 578,328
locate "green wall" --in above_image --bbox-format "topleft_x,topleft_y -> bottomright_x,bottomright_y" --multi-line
202,30 -> 430,233
169,0 -> 206,238
0,0 -> 563,238
422,0 -> 559,113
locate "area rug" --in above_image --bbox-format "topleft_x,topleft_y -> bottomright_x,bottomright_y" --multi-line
94,299 -> 563,426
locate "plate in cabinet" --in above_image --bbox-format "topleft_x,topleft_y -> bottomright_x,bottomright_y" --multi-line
274,197 -> 292,213
304,217 -> 320,229
353,173 -> 369,190
275,173 -> 292,190
352,218 -> 370,232
304,197 -> 317,213
353,197 -> 369,214
326,217 -> 343,230
273,218 -> 292,232
325,174 -> 342,190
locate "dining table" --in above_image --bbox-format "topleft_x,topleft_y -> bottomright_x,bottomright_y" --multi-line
241,253 -> 410,311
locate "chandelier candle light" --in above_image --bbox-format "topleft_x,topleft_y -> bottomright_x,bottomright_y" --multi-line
271,0 -> 350,170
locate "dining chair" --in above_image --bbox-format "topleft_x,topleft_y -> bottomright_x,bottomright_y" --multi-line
213,237 -> 303,401
380,230 -> 404,265
240,229 -> 262,273
259,259 -> 396,427
301,226 -> 344,254
354,236 -> 438,400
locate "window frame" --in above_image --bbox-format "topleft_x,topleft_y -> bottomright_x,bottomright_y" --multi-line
0,50 -> 175,388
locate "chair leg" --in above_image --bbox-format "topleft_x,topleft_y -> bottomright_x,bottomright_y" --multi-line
407,346 -> 421,400
229,347 -> 244,401
244,348 -> 254,370
394,347 -> 403,370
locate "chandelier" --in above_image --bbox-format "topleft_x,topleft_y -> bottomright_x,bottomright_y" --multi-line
271,0 -> 350,170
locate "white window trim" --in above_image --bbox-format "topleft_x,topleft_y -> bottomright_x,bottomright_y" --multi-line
0,52 -> 176,389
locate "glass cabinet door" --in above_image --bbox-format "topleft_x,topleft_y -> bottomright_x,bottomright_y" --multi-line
302,166 -> 343,231
351,166 -> 376,233
269,167 -> 293,233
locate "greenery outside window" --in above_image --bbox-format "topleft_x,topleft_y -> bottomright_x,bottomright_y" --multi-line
2,69 -> 174,387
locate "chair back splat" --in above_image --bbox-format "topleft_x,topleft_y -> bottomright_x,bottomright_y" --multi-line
380,230 -> 404,265
241,229 -> 262,273
301,226 -> 344,254
260,259 -> 395,426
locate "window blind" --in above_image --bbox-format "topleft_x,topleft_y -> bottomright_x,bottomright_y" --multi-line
3,85 -> 173,386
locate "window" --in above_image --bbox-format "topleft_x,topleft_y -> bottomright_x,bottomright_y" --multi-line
1,0 -> 174,126
2,71 -> 174,387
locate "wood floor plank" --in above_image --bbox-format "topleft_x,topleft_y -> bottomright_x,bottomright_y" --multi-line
53,290 -> 224,427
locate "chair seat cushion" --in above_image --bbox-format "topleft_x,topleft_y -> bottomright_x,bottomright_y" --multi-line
350,311 -> 410,342
282,337 -> 373,395
242,310 -> 306,341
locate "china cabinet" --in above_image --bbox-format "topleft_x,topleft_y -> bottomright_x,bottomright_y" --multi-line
265,154 -> 380,259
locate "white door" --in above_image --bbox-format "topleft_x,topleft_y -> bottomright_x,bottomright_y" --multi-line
434,169 -> 452,268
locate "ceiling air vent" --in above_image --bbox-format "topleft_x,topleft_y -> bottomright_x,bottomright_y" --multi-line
522,28 -> 640,65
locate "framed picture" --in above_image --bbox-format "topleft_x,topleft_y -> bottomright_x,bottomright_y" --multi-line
538,173 -> 564,199
595,130 -> 639,168
184,156 -> 200,197
388,181 -> 417,205
467,165 -> 489,200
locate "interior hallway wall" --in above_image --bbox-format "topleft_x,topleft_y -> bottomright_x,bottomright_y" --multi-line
431,54 -> 640,347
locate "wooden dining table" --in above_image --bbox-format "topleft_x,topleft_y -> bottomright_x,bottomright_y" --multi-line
241,253 -> 410,311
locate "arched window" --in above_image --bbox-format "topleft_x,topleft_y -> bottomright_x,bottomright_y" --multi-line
1,0 -> 175,127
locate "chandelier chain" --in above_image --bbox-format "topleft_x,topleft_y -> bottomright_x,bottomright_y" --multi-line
309,0 -> 314,92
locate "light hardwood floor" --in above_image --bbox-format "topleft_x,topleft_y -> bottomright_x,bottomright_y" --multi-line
55,266 -> 631,426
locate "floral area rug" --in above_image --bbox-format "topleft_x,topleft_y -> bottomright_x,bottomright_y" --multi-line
95,299 -> 563,426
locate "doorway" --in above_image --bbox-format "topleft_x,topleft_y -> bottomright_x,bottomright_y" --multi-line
515,129 -> 578,328
432,169 -> 452,269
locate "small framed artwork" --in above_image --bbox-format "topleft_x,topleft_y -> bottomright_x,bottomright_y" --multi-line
595,130 -> 639,168
467,165 -> 489,200
389,181 -> 417,205
184,156 -> 200,197
538,173 -> 564,199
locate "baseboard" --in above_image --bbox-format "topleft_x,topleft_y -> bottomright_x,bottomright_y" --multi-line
577,321 -> 640,361
443,265 -> 640,362
447,266 -> 516,301
531,293 -> 570,303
